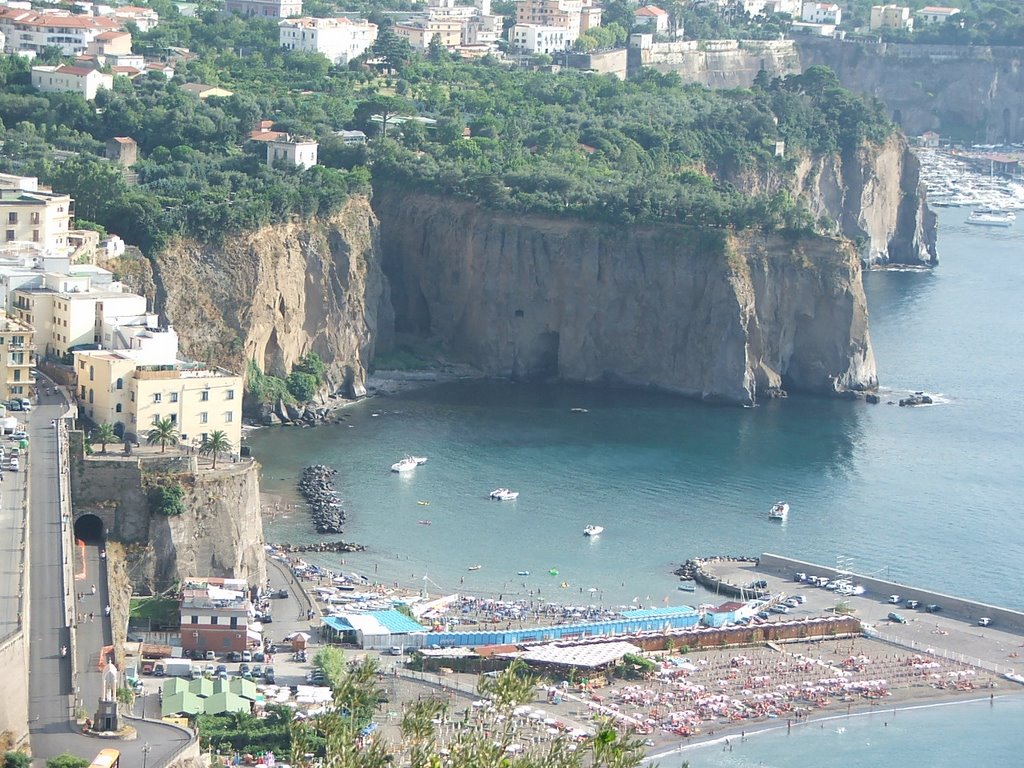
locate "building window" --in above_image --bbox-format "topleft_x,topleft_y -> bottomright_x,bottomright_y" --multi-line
5,231 -> 13,242
6,212 -> 15,224
88,389 -> 93,403
152,414 -> 160,424
116,378 -> 123,390
190,615 -> 198,625
32,230 -> 39,243
30,212 -> 39,224
170,392 -> 178,403
224,412 -> 233,422
169,413 -> 177,424
115,403 -> 122,413
200,412 -> 208,424
14,370 -> 20,382
153,393 -> 161,403
201,390 -> 209,401
80,385 -> 86,398
89,366 -> 94,381
210,616 -> 218,625
226,389 -> 235,400
130,392 -> 135,402
230,617 -> 238,628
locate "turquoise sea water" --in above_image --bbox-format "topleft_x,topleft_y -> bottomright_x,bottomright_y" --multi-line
674,696 -> 1024,768
249,206 -> 1024,612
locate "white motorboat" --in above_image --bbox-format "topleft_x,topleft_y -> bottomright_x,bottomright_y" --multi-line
583,524 -> 604,536
768,502 -> 789,520
411,456 -> 428,465
391,457 -> 418,473
489,488 -> 519,501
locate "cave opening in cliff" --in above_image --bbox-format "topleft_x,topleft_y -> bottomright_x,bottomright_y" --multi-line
74,514 -> 105,545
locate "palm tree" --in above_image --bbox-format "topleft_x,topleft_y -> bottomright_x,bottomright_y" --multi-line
146,418 -> 179,453
92,423 -> 118,454
199,430 -> 232,469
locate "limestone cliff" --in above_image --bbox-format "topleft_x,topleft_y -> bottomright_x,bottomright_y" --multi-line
796,39 -> 1024,144
149,197 -> 391,397
789,135 -> 937,266
68,437 -> 267,593
376,189 -> 876,405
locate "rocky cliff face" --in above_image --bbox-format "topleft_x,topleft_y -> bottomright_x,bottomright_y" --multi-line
797,39 -> 1024,144
789,135 -> 937,266
150,197 -> 391,397
69,438 -> 267,593
376,190 -> 876,405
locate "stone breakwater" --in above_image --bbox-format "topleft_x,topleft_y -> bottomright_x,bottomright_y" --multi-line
270,541 -> 366,554
298,464 -> 346,534
681,555 -> 771,599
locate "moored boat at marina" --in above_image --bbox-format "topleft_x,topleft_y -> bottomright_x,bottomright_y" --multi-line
967,209 -> 1015,227
769,502 -> 789,520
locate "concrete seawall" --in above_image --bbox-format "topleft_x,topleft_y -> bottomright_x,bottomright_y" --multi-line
759,553 -> 1024,632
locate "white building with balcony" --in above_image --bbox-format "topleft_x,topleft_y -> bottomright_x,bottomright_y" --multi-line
279,16 -> 377,64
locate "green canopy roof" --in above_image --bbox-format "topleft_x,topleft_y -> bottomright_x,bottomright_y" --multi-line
189,677 -> 214,698
205,691 -> 250,715
162,690 -> 204,716
162,678 -> 188,697
229,677 -> 259,701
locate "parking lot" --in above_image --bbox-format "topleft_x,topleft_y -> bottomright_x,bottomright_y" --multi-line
708,560 -> 1024,674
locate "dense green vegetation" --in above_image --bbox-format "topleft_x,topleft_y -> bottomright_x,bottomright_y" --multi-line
0,7 -> 893,254
247,352 -> 328,403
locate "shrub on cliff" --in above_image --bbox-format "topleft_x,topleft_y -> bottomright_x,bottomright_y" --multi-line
286,371 -> 319,402
246,359 -> 293,405
149,483 -> 185,517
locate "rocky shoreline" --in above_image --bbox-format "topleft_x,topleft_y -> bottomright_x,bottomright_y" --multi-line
676,555 -> 771,599
270,540 -> 366,554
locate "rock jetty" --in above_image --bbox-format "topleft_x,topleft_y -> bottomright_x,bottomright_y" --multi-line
299,464 -> 346,534
271,541 -> 366,554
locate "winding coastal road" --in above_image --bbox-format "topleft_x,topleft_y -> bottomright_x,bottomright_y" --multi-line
27,384 -> 191,766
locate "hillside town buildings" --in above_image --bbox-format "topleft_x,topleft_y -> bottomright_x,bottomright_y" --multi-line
916,5 -> 960,25
180,579 -> 254,655
266,136 -> 319,170
278,16 -> 377,64
31,64 -> 113,100
0,313 -> 33,400
870,5 -> 913,31
0,8 -> 120,56
0,175 -> 72,255
224,0 -> 302,19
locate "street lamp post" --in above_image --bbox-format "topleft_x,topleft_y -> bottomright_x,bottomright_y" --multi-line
142,741 -> 151,768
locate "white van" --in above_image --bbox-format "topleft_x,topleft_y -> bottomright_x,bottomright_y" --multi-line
18,399 -> 31,412
9,457 -> 19,471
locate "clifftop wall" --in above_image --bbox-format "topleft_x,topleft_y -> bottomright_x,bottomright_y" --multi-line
69,435 -> 266,593
377,189 -> 876,405
630,39 -> 801,86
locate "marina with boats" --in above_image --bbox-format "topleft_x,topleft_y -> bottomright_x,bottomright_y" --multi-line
916,146 -> 1024,228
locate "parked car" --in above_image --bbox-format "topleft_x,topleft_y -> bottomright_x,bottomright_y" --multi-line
239,663 -> 251,677
783,598 -> 801,608
11,430 -> 27,439
253,651 -> 265,663
888,612 -> 908,624
227,652 -> 242,662
906,600 -> 920,609
252,665 -> 263,678
9,458 -> 18,471
978,617 -> 992,627
205,650 -> 216,661
264,667 -> 275,684
756,611 -> 770,620
791,595 -> 806,604
215,664 -> 227,675
241,650 -> 253,663
770,605 -> 790,614
926,604 -> 942,613
888,595 -> 901,604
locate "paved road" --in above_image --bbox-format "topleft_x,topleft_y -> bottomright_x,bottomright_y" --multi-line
0,417 -> 28,639
27,384 -> 191,766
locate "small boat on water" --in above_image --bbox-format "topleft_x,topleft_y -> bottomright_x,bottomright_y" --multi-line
391,457 -> 418,473
417,520 -> 431,525
417,500 -> 430,506
570,407 -> 589,413
467,564 -> 482,571
583,524 -> 604,536
769,502 -> 789,521
517,570 -> 530,576
967,209 -> 1015,227
677,583 -> 696,592
489,488 -> 519,501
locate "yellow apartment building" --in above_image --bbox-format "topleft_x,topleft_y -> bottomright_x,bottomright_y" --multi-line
0,176 -> 73,252
75,350 -> 243,449
13,275 -> 147,358
0,313 -> 34,400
